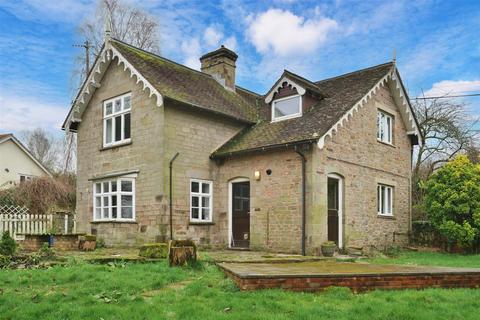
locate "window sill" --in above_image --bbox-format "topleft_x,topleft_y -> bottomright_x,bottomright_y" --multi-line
271,113 -> 302,123
377,140 -> 396,148
189,221 -> 215,226
100,140 -> 132,151
377,214 -> 395,220
91,220 -> 137,224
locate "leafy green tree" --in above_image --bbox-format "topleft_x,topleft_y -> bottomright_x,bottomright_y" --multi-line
424,155 -> 480,248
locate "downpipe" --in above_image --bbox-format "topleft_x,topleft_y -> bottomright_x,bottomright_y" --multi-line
295,147 -> 306,256
169,152 -> 180,240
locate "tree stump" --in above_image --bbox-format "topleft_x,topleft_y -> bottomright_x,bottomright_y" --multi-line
168,240 -> 197,266
79,235 -> 96,251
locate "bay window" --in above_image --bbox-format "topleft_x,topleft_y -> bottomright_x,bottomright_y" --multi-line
93,177 -> 135,221
103,93 -> 131,147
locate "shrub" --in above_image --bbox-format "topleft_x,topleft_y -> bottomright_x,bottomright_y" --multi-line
139,243 -> 168,259
0,232 -> 17,256
39,243 -> 55,258
96,238 -> 106,249
0,176 -> 75,215
385,244 -> 401,257
423,156 -> 480,248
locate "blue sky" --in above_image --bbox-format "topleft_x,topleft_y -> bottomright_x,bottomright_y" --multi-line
0,0 -> 479,137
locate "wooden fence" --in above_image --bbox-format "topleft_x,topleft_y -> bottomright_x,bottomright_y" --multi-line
0,205 -> 75,239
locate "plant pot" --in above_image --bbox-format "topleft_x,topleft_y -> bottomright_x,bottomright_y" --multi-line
48,234 -> 55,247
321,243 -> 336,257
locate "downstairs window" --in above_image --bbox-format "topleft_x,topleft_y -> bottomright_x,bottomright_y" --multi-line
190,179 -> 212,222
93,178 -> 135,221
377,184 -> 393,216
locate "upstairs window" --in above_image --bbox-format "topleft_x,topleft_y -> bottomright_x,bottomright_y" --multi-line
103,93 -> 131,147
190,179 -> 212,222
272,95 -> 302,122
377,110 -> 393,144
377,184 -> 393,216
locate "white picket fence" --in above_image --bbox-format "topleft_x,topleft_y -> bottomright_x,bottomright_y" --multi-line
0,205 -> 52,239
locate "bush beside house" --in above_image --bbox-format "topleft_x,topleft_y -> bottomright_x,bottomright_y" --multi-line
423,156 -> 480,250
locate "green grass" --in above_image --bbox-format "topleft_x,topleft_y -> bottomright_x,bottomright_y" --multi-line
1,254 -> 480,319
367,251 -> 480,268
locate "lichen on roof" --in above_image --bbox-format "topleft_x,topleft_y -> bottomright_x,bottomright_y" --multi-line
212,62 -> 394,157
111,39 -> 258,123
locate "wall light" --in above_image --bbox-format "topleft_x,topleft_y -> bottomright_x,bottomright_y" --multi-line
254,170 -> 261,181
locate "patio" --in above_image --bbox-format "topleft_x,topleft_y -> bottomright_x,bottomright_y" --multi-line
217,260 -> 480,292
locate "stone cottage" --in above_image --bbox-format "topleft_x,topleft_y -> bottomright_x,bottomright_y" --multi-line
63,36 -> 422,254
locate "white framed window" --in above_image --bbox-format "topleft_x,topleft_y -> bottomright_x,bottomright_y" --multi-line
19,174 -> 34,183
377,110 -> 393,144
272,95 -> 302,122
377,184 -> 393,216
93,177 -> 135,221
190,179 -> 212,222
103,93 -> 132,147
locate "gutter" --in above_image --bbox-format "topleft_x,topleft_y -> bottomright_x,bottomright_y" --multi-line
169,152 -> 180,240
294,146 -> 307,256
211,138 -> 318,159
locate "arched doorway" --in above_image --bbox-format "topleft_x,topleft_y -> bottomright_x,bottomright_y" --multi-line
228,177 -> 250,248
327,173 -> 343,248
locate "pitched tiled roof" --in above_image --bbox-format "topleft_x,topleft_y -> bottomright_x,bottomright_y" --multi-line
111,39 -> 258,123
282,70 -> 328,98
0,133 -> 13,141
212,62 -> 394,157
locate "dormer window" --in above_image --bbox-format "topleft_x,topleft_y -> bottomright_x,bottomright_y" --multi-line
272,95 -> 302,122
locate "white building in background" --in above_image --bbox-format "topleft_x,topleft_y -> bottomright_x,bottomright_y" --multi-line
0,133 -> 52,188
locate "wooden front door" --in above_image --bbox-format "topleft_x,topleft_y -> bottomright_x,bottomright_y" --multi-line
231,181 -> 250,248
327,177 -> 339,245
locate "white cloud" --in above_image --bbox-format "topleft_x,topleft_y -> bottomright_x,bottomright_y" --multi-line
203,26 -> 224,48
0,0 -> 93,23
424,80 -> 480,97
223,36 -> 238,51
246,8 -> 338,57
0,94 -> 67,134
181,37 -> 202,70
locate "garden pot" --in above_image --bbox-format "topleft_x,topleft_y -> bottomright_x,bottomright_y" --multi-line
48,235 -> 55,247
321,242 -> 336,257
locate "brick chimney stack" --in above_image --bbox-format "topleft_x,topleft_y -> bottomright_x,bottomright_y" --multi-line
200,45 -> 238,91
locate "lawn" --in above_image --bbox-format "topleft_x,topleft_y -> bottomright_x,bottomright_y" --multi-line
367,250 -> 480,268
1,253 -> 480,320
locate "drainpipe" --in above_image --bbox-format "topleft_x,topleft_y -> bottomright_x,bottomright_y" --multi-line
169,152 -> 180,240
295,147 -> 306,256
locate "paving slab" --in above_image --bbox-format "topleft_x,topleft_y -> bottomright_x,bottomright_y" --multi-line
217,261 -> 480,292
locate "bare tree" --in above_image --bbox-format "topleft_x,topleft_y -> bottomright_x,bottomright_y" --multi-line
413,97 -> 478,179
22,128 -> 61,172
411,97 -> 479,218
77,0 -> 160,64
62,133 -> 77,174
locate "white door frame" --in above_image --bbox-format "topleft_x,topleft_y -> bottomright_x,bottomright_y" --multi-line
228,177 -> 250,248
327,173 -> 343,249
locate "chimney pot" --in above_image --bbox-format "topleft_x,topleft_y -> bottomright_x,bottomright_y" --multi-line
200,46 -> 238,91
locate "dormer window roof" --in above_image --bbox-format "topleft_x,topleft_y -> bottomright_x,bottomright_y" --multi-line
265,70 -> 328,122
265,70 -> 328,104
